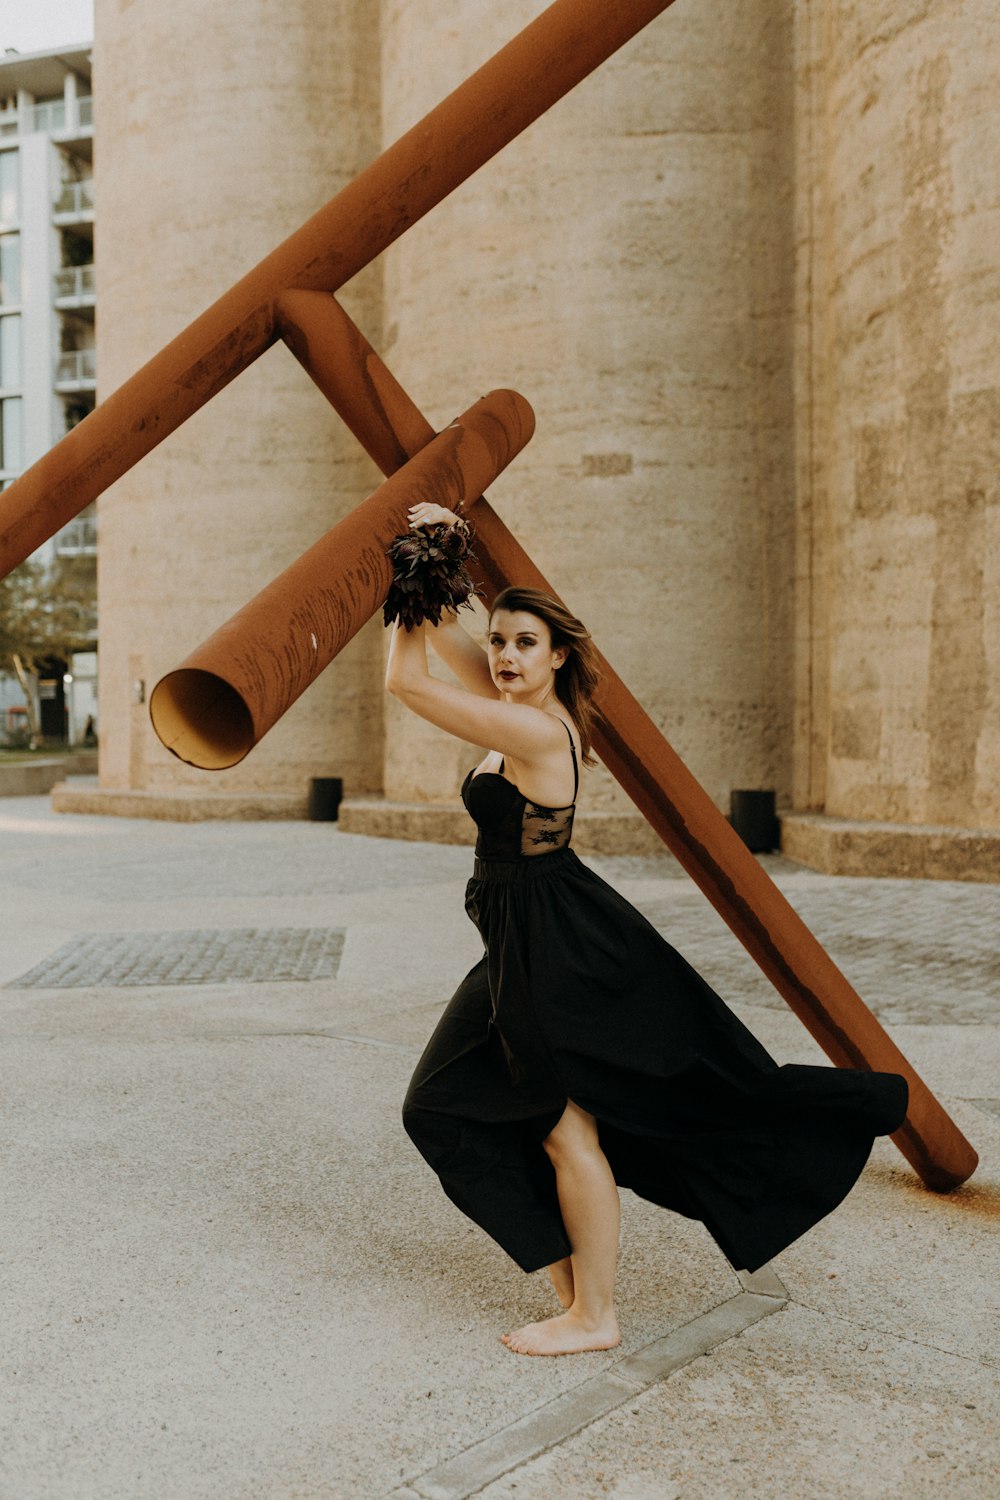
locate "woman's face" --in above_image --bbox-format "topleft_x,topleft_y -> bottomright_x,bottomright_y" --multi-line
487,610 -> 567,699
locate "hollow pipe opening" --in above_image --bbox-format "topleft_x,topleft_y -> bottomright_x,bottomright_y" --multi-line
149,669 -> 256,770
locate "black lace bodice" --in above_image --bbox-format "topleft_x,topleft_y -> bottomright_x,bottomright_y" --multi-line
462,719 -> 579,860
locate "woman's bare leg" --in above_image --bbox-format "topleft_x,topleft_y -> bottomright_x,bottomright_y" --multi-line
547,1256 -> 575,1309
502,1101 -> 621,1355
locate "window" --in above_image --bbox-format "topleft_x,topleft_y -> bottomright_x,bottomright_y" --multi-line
0,314 -> 19,388
0,233 -> 19,305
0,150 -> 17,223
0,394 -> 21,470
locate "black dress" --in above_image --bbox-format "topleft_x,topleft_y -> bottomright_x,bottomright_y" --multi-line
402,721 -> 909,1275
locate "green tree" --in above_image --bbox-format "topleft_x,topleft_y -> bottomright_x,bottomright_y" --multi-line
0,556 -> 96,747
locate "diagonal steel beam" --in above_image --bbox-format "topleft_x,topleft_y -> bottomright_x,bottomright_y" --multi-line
263,289 -> 978,1193
0,0 -> 677,577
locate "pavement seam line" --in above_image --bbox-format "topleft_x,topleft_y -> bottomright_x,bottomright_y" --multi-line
255,1028 -> 419,1051
387,1280 -> 787,1500
784,1294 -> 1000,1370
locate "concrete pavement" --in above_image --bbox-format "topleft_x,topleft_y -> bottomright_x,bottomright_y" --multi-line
1,795 -> 997,1499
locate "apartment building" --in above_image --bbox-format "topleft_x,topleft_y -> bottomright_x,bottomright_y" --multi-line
0,42 -> 96,745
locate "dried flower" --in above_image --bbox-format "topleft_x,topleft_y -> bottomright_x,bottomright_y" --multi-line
383,519 -> 481,631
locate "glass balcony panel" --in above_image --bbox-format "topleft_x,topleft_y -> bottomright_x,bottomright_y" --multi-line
34,100 -> 67,133
0,233 -> 19,306
55,514 -> 98,554
78,98 -> 94,128
53,179 -> 94,217
55,348 -> 97,384
0,150 -> 18,223
54,264 -> 96,300
0,394 -> 22,470
0,314 -> 20,387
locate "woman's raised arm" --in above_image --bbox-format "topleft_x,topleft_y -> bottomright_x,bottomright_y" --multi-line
385,622 -> 565,763
426,613 -> 498,699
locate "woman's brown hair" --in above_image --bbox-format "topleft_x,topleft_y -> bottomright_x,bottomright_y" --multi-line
490,587 -> 601,766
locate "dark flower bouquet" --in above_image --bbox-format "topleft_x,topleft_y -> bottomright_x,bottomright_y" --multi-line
382,517 -> 480,631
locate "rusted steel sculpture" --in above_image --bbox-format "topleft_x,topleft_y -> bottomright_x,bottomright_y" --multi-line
0,0 -> 678,574
148,390 -> 535,768
0,0 -> 978,1189
273,291 -> 977,1193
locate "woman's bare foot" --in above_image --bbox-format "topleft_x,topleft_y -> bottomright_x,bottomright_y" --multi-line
546,1258 -> 575,1309
500,1308 -> 620,1357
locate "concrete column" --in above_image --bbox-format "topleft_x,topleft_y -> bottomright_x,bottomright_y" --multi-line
791,2 -> 1000,845
93,0 -> 384,813
16,90 -> 33,137
63,71 -> 78,134
18,133 -> 55,475
378,0 -> 796,822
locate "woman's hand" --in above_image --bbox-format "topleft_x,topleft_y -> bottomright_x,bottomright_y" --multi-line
408,502 -> 462,529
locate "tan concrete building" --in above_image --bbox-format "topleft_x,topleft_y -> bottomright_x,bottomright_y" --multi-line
65,0 -> 999,880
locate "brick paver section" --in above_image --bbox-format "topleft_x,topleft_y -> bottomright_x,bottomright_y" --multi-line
7,927 -> 345,989
630,881 -> 1000,1027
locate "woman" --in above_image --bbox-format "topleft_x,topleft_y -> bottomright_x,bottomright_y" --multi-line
386,501 -> 909,1358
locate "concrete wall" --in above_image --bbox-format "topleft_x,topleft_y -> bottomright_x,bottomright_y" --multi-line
82,0 -> 998,868
793,0 -> 1000,831
93,0 -> 384,806
379,0 -> 796,816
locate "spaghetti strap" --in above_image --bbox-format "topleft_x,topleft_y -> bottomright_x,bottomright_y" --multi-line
561,719 -> 579,800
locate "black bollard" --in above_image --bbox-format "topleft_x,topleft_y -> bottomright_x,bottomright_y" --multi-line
308,777 -> 343,821
729,789 -> 778,853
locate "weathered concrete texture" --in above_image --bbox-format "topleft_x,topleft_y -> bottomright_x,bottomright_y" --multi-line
78,0 -> 1000,882
379,0 -> 796,814
397,1290 -> 785,1500
793,1 -> 1000,834
93,0 -> 385,805
339,797 -> 667,855
1,798 -> 996,1499
471,1293 -> 999,1500
51,778 -> 308,821
781,811 -> 1000,884
471,1121 -> 1000,1498
0,758 -> 90,796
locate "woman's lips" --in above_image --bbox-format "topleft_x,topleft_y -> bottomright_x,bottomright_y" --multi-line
499,670 -> 518,680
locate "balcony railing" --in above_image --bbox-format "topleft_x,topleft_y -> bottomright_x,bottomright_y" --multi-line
0,97 -> 93,140
55,514 -> 97,554
34,100 -> 66,133
54,265 -> 96,302
53,180 -> 95,218
55,349 -> 97,385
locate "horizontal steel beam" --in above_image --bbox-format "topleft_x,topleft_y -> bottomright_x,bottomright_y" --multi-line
0,0 -> 676,576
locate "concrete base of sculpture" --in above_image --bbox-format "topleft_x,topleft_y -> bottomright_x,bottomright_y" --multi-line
337,798 -> 670,856
47,785 -> 998,882
0,756 -> 97,796
50,781 -> 307,822
781,813 -> 1000,885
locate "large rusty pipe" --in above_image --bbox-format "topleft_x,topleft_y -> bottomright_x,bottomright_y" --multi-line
148,391 -> 534,768
274,291 -> 978,1192
0,0 -> 677,576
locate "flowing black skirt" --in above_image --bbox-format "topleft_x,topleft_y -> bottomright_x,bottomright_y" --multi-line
403,847 -> 908,1274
